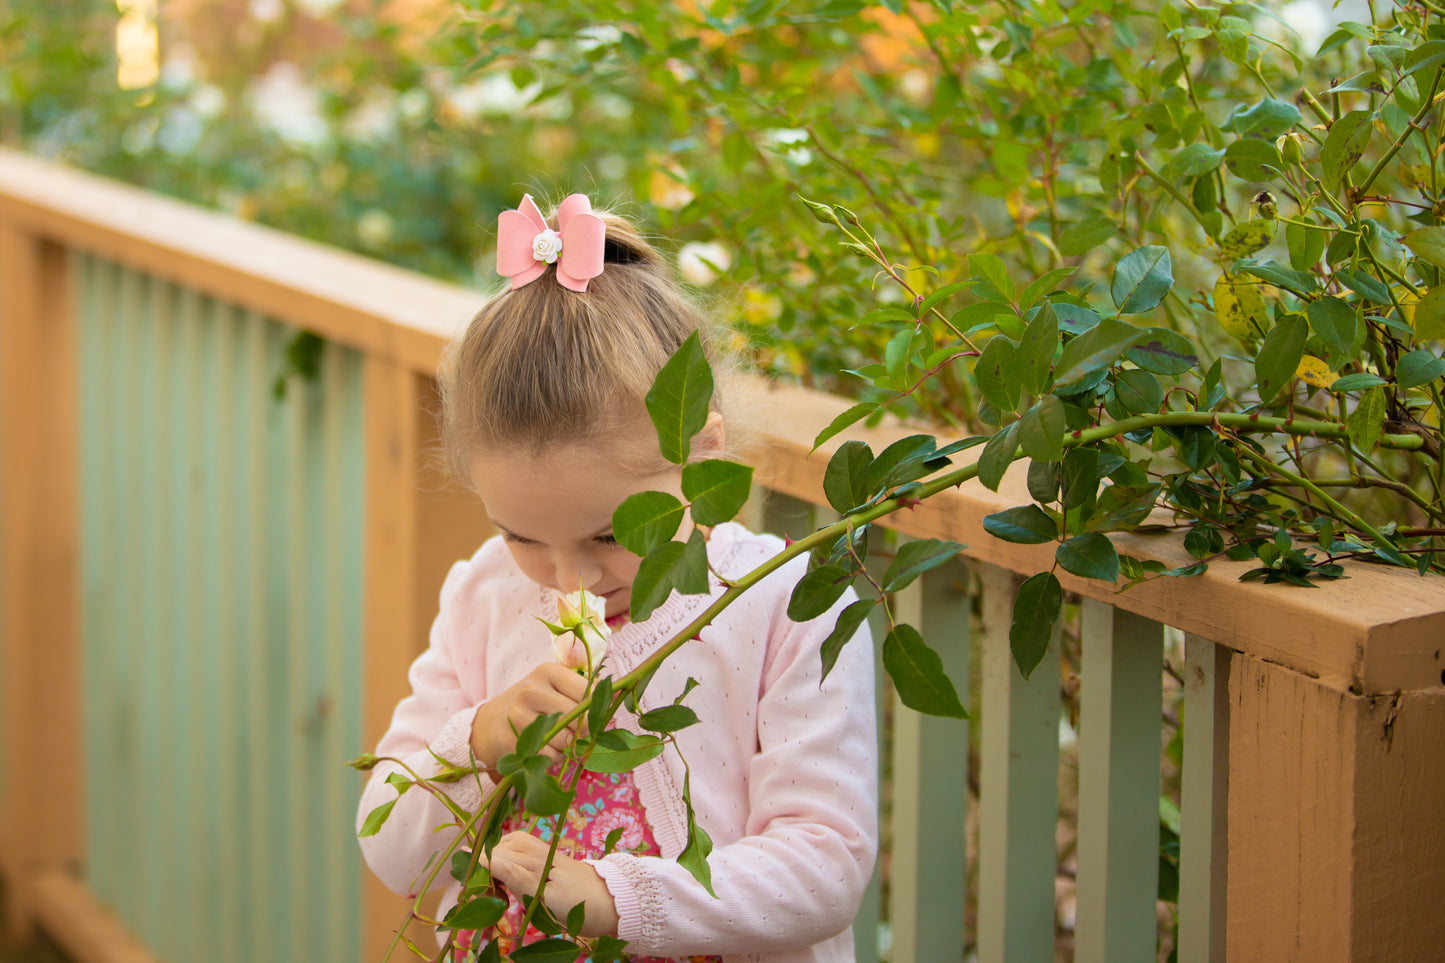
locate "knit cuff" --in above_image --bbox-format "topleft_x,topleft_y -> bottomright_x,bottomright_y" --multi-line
423,704 -> 490,811
586,855 -> 651,948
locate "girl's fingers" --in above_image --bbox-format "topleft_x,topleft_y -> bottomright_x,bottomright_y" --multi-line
538,662 -> 590,702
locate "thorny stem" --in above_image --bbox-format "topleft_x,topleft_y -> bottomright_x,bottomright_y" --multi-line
1356,68 -> 1444,197
1234,445 -> 1399,551
1135,153 -> 1216,239
803,123 -> 929,266
387,403 -> 1432,959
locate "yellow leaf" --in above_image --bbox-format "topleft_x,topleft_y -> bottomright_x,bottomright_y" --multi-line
1296,355 -> 1336,389
1213,274 -> 1267,342
1219,218 -> 1277,260
1415,286 -> 1445,341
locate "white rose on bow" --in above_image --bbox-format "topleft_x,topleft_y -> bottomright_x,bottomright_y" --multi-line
546,588 -> 610,673
531,228 -> 563,264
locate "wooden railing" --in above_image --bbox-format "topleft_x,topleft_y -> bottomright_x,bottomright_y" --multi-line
1,148 -> 1442,963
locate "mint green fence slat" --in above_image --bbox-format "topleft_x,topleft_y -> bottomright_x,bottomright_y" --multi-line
888,557 -> 969,963
1074,601 -> 1164,963
77,254 -> 365,963
976,562 -> 1061,963
1179,634 -> 1229,963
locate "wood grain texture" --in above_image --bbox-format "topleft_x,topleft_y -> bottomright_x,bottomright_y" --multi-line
0,149 -> 478,376
1227,653 -> 1445,962
2,149 -> 1441,696
0,228 -> 81,935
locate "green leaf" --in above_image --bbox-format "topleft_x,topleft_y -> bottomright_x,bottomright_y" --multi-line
1168,143 -> 1225,179
612,491 -> 686,557
358,799 -> 397,837
1224,138 -> 1283,181
1017,396 -> 1066,461
1018,304 -> 1060,395
812,401 -> 879,451
1397,348 -> 1445,388
820,599 -> 874,681
1405,39 -> 1445,75
1348,387 -> 1386,453
1329,372 -> 1387,392
638,704 -> 700,733
1061,446 -> 1110,510
645,331 -> 715,465
823,440 -> 874,514
1320,110 -> 1375,187
865,434 -> 940,492
566,901 -> 587,938
882,539 -> 965,592
1306,297 -> 1359,362
1010,572 -> 1062,680
1255,313 -> 1309,403
442,895 -> 508,932
584,729 -> 667,773
629,529 -> 710,622
677,773 -> 716,897
384,771 -> 412,795
982,505 -> 1058,544
519,762 -> 570,816
510,712 -> 561,761
974,335 -> 1022,413
1404,227 -> 1445,272
1115,368 -> 1164,414
1414,287 -> 1445,341
1111,246 -> 1174,314
587,676 -> 614,745
970,252 -> 1015,300
917,280 -> 973,314
1222,98 -> 1303,138
1286,221 -> 1326,271
1238,260 -> 1318,294
787,564 -> 854,621
883,624 -> 968,718
681,459 -> 753,525
1127,328 -> 1197,374
1054,319 -> 1148,388
1058,217 -> 1118,257
1334,268 -> 1391,304
1053,301 -> 1101,335
511,938 -> 587,963
591,936 -> 629,963
1027,459 -> 1061,503
977,422 -> 1019,492
1056,532 -> 1121,582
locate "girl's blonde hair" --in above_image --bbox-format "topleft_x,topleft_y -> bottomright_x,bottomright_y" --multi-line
440,199 -> 733,486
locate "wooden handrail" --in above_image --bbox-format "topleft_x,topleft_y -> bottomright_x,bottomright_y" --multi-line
2,147 -> 1442,696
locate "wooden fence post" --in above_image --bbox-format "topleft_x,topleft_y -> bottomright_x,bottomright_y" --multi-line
360,361 -> 492,961
0,226 -> 82,938
1226,653 -> 1445,961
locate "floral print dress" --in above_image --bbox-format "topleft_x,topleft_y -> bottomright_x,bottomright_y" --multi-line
451,764 -> 724,963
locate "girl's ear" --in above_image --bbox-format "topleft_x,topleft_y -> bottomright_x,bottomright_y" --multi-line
692,411 -> 727,460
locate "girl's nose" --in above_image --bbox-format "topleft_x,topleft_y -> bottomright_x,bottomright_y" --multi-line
554,551 -> 604,593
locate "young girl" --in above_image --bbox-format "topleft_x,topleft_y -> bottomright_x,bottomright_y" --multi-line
356,194 -> 878,962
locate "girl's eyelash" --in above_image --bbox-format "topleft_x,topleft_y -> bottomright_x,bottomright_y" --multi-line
500,531 -> 618,546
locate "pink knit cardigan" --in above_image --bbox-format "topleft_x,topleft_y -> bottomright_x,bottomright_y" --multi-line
356,523 -> 879,962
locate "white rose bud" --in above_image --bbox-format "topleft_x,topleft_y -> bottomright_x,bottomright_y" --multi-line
554,589 -> 610,672
531,228 -> 563,264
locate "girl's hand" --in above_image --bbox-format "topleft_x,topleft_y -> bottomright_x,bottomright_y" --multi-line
484,832 -> 620,938
470,663 -> 589,769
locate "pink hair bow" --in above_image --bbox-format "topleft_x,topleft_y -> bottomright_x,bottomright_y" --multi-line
496,193 -> 606,293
